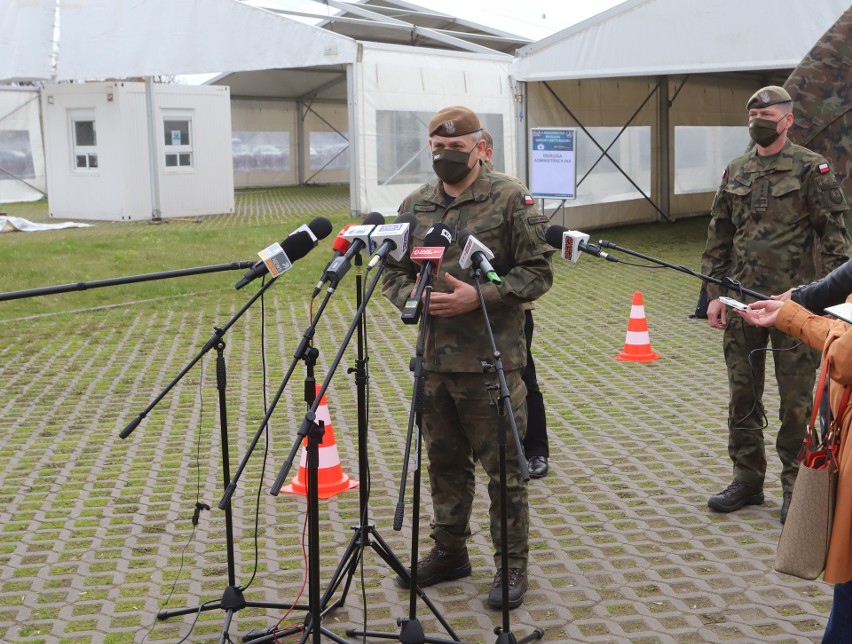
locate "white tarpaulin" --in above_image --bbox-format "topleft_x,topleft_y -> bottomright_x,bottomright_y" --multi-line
0,216 -> 90,232
0,0 -> 55,82
512,0 -> 851,81
0,0 -> 357,82
0,87 -> 46,203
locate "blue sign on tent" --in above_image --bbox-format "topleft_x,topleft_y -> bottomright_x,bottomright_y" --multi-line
530,128 -> 577,200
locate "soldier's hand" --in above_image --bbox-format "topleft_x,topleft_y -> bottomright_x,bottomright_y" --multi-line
707,298 -> 727,330
428,273 -> 479,317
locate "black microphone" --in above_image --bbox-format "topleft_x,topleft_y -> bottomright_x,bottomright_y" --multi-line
311,224 -> 355,298
367,212 -> 418,269
235,217 -> 332,290
401,223 -> 453,325
544,225 -> 618,263
458,233 -> 501,284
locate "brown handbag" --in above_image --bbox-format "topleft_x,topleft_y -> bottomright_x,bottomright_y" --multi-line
774,357 -> 848,580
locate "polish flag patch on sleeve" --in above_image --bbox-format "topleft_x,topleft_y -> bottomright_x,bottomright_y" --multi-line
524,195 -> 535,205
818,162 -> 831,174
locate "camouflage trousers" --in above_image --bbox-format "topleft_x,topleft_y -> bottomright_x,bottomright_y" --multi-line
722,315 -> 820,493
421,369 -> 529,569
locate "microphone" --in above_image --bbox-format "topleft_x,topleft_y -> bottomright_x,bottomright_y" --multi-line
317,212 -> 385,293
401,223 -> 453,325
341,211 -> 386,261
311,224 -> 354,299
234,231 -> 317,290
544,225 -> 618,263
458,233 -> 501,285
235,217 -> 332,289
367,213 -> 417,269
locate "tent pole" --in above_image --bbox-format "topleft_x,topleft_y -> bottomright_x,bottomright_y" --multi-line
346,62 -> 359,216
145,77 -> 162,221
657,76 -> 671,222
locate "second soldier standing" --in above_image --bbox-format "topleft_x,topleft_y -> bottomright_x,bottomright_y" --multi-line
701,85 -> 850,523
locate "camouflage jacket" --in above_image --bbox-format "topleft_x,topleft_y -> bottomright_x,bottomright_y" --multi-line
382,165 -> 554,372
701,139 -> 850,300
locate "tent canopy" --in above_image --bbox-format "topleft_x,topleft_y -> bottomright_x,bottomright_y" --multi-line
512,0 -> 851,81
0,0 -> 358,83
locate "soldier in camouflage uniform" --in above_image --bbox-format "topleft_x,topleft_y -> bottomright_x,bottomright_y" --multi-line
383,106 -> 553,610
701,86 -> 850,523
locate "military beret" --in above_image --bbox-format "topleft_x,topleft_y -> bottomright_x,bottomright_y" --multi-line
747,85 -> 793,110
428,106 -> 482,138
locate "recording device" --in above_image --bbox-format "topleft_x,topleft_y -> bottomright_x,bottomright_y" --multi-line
401,223 -> 453,325
235,217 -> 332,289
311,224 -> 354,298
458,234 -> 501,285
315,212 -> 385,294
544,225 -> 618,262
367,213 -> 417,269
719,296 -> 749,311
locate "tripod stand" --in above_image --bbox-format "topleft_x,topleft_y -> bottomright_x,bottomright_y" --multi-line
250,252 -> 434,642
321,260 -> 461,643
120,275 -> 303,643
468,267 -> 543,644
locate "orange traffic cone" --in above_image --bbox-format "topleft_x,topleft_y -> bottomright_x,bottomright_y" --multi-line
281,387 -> 358,498
615,291 -> 661,362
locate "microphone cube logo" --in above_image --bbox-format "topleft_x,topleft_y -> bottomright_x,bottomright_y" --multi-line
562,233 -> 575,262
259,242 -> 293,277
411,247 -> 444,263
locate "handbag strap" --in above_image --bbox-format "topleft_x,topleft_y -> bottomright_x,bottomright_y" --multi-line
809,356 -> 831,431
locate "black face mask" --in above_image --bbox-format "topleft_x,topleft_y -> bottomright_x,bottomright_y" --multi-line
432,148 -> 475,185
749,117 -> 783,148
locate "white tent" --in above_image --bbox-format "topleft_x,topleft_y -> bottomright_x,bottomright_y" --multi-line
0,87 -> 46,203
211,0 -> 524,216
0,0 -> 358,81
510,0 -> 851,229
0,0 -> 523,217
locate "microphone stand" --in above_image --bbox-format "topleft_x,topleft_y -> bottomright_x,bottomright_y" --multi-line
248,252 -> 398,644
468,267 -> 543,644
596,239 -> 770,300
0,262 -> 255,302
120,273 -> 304,643
348,268 -> 461,644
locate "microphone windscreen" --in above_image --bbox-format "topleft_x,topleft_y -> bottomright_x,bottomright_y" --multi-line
280,230 -> 316,263
424,223 -> 453,248
308,217 -> 334,240
395,212 -> 418,228
332,231 -> 352,253
363,211 -> 386,226
457,233 -> 471,248
544,225 -> 567,249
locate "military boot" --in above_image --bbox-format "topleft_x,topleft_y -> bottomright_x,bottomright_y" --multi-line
396,542 -> 471,589
707,481 -> 764,512
486,567 -> 527,609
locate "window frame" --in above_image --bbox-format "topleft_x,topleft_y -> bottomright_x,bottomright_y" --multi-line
162,112 -> 194,170
69,110 -> 99,172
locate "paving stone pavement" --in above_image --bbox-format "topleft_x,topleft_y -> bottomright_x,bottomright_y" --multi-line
0,188 -> 834,643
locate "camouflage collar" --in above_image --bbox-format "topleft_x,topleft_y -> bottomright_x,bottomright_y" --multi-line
744,139 -> 794,173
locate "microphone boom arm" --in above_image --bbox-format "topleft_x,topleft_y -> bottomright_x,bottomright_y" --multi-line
597,239 -> 770,300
